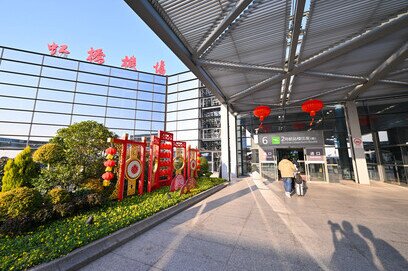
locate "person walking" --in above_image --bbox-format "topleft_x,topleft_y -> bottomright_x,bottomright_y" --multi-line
278,155 -> 296,198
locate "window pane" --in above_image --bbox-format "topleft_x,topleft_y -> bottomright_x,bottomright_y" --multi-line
110,68 -> 138,80
138,91 -> 153,101
33,112 -> 70,125
136,110 -> 151,120
2,49 -> 43,64
106,108 -> 135,119
110,77 -> 137,89
135,120 -> 151,130
79,62 -> 110,75
109,87 -> 136,99
151,122 -> 164,131
0,60 -> 41,75
105,118 -> 135,130
139,82 -> 153,92
37,88 -> 74,102
43,56 -> 78,70
154,75 -> 166,85
76,82 -> 108,95
136,100 -> 152,110
153,103 -> 165,112
0,84 -> 36,98
35,100 -> 72,114
30,124 -> 63,137
0,109 -> 32,122
75,93 -> 107,106
71,115 -> 104,125
152,112 -> 164,121
73,104 -> 106,117
42,67 -> 77,80
108,97 -> 136,109
139,73 -> 153,82
0,123 -> 30,136
78,72 -> 109,85
0,96 -> 34,110
0,72 -> 39,87
40,78 -> 75,91
153,93 -> 165,103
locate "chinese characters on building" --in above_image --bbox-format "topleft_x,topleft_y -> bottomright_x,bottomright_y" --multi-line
47,43 -> 166,73
86,47 -> 105,64
47,42 -> 70,57
121,55 -> 137,70
153,60 -> 166,75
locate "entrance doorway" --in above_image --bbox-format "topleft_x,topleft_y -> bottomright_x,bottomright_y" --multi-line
276,148 -> 306,178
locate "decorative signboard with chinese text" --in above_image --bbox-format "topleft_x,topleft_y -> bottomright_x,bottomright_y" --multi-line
258,131 -> 324,148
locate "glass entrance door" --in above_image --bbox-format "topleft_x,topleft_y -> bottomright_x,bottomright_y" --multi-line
305,163 -> 326,182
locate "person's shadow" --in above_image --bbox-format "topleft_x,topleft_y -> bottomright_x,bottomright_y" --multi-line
328,220 -> 376,270
358,225 -> 408,271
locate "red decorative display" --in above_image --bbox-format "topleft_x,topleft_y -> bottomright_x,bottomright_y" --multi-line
153,60 -> 166,75
102,172 -> 114,180
121,55 -> 137,70
170,141 -> 187,192
107,134 -> 147,201
87,47 -> 105,64
48,42 -> 58,56
301,99 -> 324,126
58,45 -> 70,56
149,131 -> 174,192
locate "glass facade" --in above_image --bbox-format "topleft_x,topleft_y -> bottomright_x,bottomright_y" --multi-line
0,46 -> 165,157
166,72 -> 221,173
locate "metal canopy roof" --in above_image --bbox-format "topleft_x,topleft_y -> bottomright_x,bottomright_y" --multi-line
126,0 -> 408,114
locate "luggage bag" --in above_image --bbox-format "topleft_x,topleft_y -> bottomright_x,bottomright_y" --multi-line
295,181 -> 305,196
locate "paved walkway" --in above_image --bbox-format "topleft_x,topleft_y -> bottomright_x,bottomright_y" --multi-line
80,177 -> 408,271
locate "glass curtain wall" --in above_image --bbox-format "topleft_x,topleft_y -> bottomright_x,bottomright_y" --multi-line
0,47 -> 166,157
359,98 -> 408,185
167,72 -> 221,173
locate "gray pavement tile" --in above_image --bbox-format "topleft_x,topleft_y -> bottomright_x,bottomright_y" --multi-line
113,241 -> 169,266
227,246 -> 287,271
79,253 -> 151,271
166,235 -> 234,263
187,228 -> 239,247
153,248 -> 226,271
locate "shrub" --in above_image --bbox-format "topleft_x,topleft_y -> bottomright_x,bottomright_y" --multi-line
0,187 -> 47,235
1,147 -> 40,192
0,156 -> 9,190
0,187 -> 43,220
82,178 -> 104,193
32,164 -> 82,191
198,157 -> 209,177
48,187 -> 71,205
32,143 -> 63,169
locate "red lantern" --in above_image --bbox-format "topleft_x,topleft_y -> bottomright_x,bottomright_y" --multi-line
102,171 -> 114,180
253,105 -> 271,122
104,160 -> 116,167
301,99 -> 323,126
105,147 -> 117,155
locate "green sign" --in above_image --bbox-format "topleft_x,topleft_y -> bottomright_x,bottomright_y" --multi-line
272,136 -> 280,145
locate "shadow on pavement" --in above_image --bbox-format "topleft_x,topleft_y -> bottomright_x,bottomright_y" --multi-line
328,220 -> 408,271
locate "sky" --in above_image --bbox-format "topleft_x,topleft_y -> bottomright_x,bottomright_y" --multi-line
0,0 -> 188,74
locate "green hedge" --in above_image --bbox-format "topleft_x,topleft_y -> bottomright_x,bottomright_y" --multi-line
0,178 -> 225,270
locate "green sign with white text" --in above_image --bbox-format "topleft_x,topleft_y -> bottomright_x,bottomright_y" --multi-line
272,136 -> 280,144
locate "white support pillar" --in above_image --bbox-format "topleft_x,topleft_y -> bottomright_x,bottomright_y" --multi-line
221,104 -> 237,180
344,101 -> 370,184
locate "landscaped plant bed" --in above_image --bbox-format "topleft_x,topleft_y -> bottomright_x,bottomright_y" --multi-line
0,177 -> 225,271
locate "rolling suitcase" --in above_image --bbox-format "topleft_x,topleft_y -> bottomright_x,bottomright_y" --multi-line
295,181 -> 305,196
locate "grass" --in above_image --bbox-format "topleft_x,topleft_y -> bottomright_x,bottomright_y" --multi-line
0,177 -> 225,271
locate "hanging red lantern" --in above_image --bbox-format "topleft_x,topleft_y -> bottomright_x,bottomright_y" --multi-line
301,99 -> 324,126
105,147 -> 117,155
102,171 -> 114,180
253,105 -> 271,122
104,160 -> 116,167
253,105 -> 271,131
